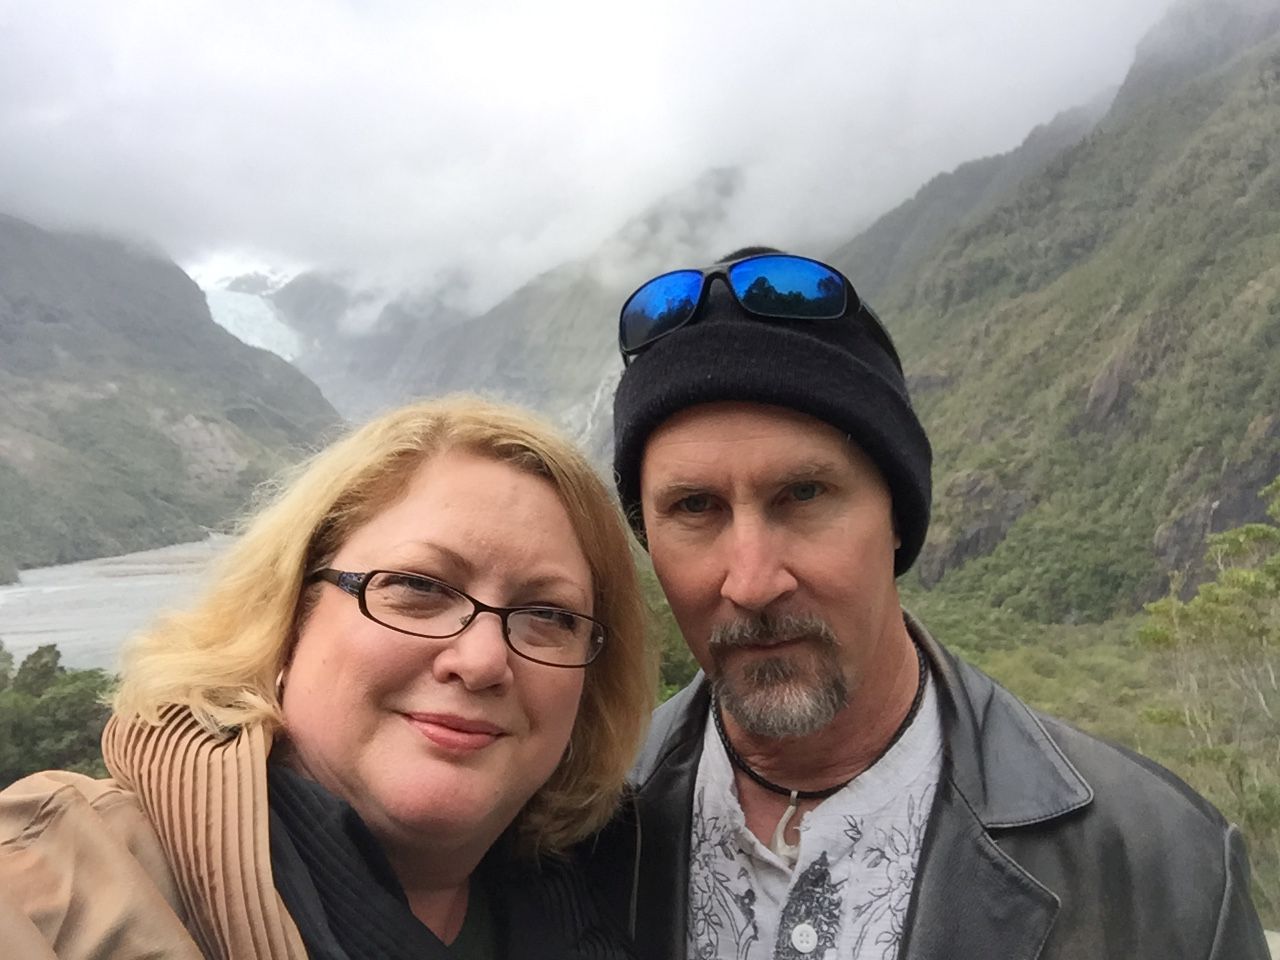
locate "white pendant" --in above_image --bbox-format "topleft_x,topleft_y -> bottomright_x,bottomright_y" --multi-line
769,789 -> 801,863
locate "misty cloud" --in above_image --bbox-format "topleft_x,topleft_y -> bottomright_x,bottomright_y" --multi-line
0,0 -> 1172,308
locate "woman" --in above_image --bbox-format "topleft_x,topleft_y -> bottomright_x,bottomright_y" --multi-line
0,396 -> 655,959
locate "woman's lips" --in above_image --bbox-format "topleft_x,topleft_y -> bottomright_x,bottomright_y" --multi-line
402,712 -> 505,752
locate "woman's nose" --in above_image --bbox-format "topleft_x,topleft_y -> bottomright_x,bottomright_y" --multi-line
431,610 -> 513,690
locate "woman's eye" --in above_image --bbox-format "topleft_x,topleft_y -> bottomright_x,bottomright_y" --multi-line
527,608 -> 576,628
387,574 -> 438,591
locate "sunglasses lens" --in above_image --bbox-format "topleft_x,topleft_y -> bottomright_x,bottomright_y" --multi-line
728,255 -> 847,319
619,270 -> 704,352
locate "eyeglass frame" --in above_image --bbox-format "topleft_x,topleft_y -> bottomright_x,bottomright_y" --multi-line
307,567 -> 606,668
618,253 -> 903,373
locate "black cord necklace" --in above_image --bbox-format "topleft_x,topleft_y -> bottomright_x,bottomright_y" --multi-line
711,640 -> 928,801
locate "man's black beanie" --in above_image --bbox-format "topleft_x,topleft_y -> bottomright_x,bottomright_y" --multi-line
612,249 -> 932,576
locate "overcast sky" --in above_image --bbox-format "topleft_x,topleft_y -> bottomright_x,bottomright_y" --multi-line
0,0 -> 1173,308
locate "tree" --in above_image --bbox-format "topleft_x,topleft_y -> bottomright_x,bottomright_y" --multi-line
1141,476 -> 1280,920
1142,478 -> 1279,748
0,645 -> 112,787
0,639 -> 12,693
12,643 -> 64,698
639,565 -> 699,701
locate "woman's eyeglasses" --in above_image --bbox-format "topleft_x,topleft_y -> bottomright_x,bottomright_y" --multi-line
309,568 -> 605,668
617,253 -> 901,371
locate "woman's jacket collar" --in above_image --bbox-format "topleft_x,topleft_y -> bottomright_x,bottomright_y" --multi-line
103,708 -> 307,960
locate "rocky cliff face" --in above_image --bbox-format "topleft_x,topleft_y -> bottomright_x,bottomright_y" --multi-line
0,214 -> 340,570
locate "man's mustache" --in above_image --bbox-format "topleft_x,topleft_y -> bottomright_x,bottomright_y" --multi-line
709,613 -> 838,652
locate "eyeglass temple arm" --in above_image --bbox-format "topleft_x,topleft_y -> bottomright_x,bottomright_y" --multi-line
307,567 -> 365,597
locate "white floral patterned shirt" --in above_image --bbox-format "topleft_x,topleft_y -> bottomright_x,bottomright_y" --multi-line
686,671 -> 942,960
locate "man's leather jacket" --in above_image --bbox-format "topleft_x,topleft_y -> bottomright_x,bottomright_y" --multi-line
578,613 -> 1270,959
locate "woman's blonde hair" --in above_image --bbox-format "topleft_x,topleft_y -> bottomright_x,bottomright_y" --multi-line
114,395 -> 656,853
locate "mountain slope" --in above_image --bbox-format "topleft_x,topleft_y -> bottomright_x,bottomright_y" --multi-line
401,168 -> 743,456
0,214 -> 340,572
1111,0 -> 1280,117
265,168 -> 742,453
267,273 -> 472,420
863,9 -> 1280,620
829,93 -> 1112,304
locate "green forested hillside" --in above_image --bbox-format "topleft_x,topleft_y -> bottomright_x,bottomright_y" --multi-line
844,26 -> 1280,622
0,215 -> 341,569
933,478 -> 1279,922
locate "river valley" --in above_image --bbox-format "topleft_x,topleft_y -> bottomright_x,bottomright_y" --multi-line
0,538 -> 228,671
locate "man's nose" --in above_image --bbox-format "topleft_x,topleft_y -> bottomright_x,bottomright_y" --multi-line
719,516 -> 797,613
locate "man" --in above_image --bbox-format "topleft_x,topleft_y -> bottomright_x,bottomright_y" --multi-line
580,248 -> 1269,959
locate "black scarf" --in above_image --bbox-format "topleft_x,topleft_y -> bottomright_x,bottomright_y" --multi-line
267,760 -> 635,960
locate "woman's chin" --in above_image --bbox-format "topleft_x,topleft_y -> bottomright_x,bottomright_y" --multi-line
331,720 -> 566,854
363,769 -> 532,850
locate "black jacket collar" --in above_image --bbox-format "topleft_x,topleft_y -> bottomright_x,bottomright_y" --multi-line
905,610 -> 1093,827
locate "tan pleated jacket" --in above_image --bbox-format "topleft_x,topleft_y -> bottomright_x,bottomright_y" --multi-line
0,710 -> 307,959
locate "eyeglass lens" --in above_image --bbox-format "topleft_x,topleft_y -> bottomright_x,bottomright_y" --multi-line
620,256 -> 850,355
363,571 -> 598,666
619,269 -> 702,353
727,255 -> 846,319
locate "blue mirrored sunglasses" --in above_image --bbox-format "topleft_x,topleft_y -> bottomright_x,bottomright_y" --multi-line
617,253 -> 901,371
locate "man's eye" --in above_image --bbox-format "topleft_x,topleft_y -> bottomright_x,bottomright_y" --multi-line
676,493 -> 711,514
789,482 -> 822,502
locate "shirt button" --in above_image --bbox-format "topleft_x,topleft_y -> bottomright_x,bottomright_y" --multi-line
790,922 -> 818,954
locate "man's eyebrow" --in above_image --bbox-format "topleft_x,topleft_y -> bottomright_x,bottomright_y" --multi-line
775,460 -> 843,484
650,481 -> 715,501
650,461 -> 844,499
